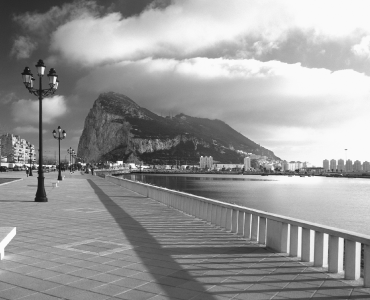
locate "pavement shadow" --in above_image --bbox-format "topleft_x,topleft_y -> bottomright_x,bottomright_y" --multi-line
86,178 -> 267,299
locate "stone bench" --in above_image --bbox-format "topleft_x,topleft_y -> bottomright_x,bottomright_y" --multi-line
0,227 -> 16,260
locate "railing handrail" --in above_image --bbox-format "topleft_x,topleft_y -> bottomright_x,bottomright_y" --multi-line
108,175 -> 370,245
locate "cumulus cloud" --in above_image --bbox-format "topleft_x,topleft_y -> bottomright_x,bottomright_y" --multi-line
11,0 -> 102,56
43,0 -> 370,66
10,36 -> 38,59
12,95 -> 68,124
352,35 -> 370,59
76,57 -> 370,126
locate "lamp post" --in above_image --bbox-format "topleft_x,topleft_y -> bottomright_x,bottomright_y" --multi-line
67,147 -> 72,172
53,126 -> 66,181
28,151 -> 33,176
72,150 -> 76,172
21,59 -> 59,202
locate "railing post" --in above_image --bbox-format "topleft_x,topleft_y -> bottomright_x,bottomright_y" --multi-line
202,202 -> 207,220
314,232 -> 328,267
259,217 -> 266,245
344,240 -> 361,280
226,208 -> 232,231
216,206 -> 222,227
237,211 -> 244,235
364,245 -> 370,287
207,204 -> 212,223
290,225 -> 301,257
211,204 -> 217,225
328,236 -> 344,273
231,209 -> 238,233
251,215 -> 259,241
244,213 -> 251,239
301,228 -> 314,262
266,220 -> 289,253
221,207 -> 227,229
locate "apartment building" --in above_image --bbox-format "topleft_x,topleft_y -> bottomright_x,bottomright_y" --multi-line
345,159 -> 353,172
330,159 -> 337,171
323,159 -> 329,171
0,133 -> 36,164
199,156 -> 213,169
353,160 -> 362,172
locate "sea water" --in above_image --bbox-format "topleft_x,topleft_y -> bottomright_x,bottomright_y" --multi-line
120,174 -> 370,235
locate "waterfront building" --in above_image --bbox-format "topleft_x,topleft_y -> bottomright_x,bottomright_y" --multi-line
213,163 -> 243,170
363,161 -> 370,172
345,159 -> 353,172
295,161 -> 303,170
329,159 -> 337,172
244,157 -> 251,170
323,159 -> 329,171
199,156 -> 213,169
337,159 -> 345,172
281,160 -> 289,171
303,161 -> 312,168
353,160 -> 362,172
288,161 -> 297,171
0,133 -> 36,164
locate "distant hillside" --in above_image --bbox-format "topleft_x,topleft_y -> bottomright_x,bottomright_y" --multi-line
77,92 -> 280,165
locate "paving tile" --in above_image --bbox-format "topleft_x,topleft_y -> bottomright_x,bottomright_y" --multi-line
115,289 -> 156,300
68,278 -> 105,290
44,285 -> 109,300
15,292 -> 61,300
92,284 -> 130,296
0,287 -> 36,299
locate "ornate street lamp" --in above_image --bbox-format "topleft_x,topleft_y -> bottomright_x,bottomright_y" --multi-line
53,126 -> 66,181
21,59 -> 59,202
28,151 -> 33,176
72,150 -> 76,172
67,147 -> 73,172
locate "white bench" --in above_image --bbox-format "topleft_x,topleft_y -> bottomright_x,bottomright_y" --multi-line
0,227 -> 16,260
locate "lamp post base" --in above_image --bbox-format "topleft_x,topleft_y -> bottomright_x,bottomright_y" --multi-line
35,176 -> 48,202
29,169 -> 33,176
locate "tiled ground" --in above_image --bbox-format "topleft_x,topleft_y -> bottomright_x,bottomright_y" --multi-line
0,171 -> 369,299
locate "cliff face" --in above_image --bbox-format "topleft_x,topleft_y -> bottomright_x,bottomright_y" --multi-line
77,92 -> 280,164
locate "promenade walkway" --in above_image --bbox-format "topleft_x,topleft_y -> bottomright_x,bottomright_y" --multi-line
0,172 -> 369,300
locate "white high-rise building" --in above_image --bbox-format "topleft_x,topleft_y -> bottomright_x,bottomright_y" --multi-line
281,161 -> 289,171
323,159 -> 329,171
363,161 -> 370,172
0,133 -> 36,164
353,160 -> 362,171
244,157 -> 251,170
199,156 -> 213,169
329,159 -> 336,171
345,159 -> 353,172
337,159 -> 345,172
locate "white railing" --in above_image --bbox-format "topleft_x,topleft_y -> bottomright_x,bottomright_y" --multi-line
105,175 -> 370,286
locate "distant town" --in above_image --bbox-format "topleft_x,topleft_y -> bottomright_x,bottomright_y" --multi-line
2,133 -> 369,176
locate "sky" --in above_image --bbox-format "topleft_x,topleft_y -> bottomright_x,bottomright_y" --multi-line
1,0 -> 370,166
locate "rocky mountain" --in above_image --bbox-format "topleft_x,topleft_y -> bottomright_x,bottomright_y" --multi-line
77,92 -> 280,165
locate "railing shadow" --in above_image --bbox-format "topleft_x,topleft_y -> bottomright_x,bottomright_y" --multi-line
86,178 -> 367,299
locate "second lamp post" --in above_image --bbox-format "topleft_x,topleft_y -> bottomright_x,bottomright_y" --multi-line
53,126 -> 66,181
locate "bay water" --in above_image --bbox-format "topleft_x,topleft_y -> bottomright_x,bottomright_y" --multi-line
120,174 -> 370,236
